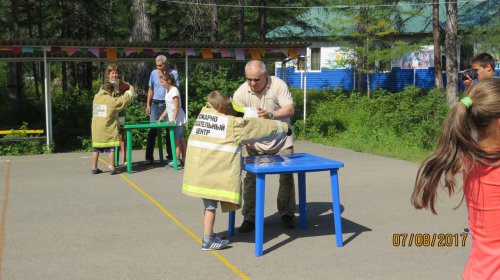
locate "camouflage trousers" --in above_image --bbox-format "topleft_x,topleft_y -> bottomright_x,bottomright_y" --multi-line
241,146 -> 296,222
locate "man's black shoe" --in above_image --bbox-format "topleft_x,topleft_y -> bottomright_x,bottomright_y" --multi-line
91,168 -> 103,175
281,215 -> 295,229
238,220 -> 255,233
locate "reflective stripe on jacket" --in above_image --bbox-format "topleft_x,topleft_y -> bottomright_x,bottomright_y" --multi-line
182,105 -> 288,212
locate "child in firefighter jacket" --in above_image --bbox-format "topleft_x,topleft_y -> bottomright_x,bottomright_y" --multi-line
182,90 -> 290,250
91,82 -> 135,175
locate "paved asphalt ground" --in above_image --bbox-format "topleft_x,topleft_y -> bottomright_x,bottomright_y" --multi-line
0,141 -> 470,280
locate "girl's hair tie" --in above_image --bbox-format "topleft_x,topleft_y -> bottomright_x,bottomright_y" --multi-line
461,97 -> 473,108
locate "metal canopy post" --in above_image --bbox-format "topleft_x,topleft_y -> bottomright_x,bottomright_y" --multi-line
303,48 -> 308,125
43,49 -> 53,151
413,68 -> 416,86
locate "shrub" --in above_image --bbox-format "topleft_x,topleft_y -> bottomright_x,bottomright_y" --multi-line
185,66 -> 245,122
292,86 -> 449,162
51,87 -> 95,152
0,60 -> 449,162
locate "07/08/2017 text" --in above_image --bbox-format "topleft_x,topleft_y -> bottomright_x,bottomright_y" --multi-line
393,233 -> 468,247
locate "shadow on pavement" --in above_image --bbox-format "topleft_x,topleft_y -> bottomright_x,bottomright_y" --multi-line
123,161 -> 170,173
225,202 -> 371,255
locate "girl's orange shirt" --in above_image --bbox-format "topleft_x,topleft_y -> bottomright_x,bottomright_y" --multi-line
463,157 -> 500,279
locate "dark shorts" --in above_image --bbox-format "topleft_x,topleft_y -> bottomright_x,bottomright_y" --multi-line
93,147 -> 115,153
174,126 -> 184,139
202,199 -> 218,210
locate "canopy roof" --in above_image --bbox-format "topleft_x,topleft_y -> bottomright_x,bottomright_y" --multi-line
0,39 -> 310,62
0,38 -> 311,150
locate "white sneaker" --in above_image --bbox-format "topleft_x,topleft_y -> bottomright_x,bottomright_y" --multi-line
167,161 -> 183,168
202,235 -> 230,251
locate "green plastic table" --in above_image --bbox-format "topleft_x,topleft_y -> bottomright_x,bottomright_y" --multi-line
123,121 -> 178,173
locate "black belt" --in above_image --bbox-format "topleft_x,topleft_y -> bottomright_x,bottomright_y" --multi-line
152,100 -> 165,104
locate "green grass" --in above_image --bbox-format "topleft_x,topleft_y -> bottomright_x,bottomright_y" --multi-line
300,131 -> 432,163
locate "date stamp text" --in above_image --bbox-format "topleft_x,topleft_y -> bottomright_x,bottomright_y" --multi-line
393,233 -> 468,247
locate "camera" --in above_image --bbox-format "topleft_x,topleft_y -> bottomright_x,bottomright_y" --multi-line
111,79 -> 120,94
110,79 -> 130,95
462,68 -> 478,81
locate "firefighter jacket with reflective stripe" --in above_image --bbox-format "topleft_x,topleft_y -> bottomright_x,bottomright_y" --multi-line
91,86 -> 135,148
182,104 -> 288,212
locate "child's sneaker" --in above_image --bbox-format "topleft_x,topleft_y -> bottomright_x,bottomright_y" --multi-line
202,235 -> 230,251
167,161 -> 183,168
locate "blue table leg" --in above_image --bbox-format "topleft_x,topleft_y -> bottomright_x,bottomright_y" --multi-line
330,169 -> 343,247
228,211 -> 235,237
298,172 -> 307,229
255,174 -> 265,257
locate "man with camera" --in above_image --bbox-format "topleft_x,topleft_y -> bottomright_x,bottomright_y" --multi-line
463,52 -> 499,90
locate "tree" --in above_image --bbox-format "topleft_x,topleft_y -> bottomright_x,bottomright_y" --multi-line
210,1 -> 219,73
6,0 -> 24,130
258,0 -> 267,41
445,0 -> 458,106
459,0 -> 500,55
433,0 -> 443,89
7,0 -> 23,104
237,0 -> 245,41
130,0 -> 153,92
326,1 -> 422,97
174,0 -> 214,41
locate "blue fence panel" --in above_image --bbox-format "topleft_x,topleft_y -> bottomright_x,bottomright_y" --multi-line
416,68 -> 435,89
276,67 -> 500,92
309,69 -> 354,90
278,67 -> 355,90
387,68 -> 414,91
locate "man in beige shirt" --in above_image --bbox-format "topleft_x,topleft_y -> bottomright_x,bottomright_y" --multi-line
233,60 -> 296,232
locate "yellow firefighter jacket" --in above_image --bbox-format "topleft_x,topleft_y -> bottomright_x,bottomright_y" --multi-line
91,86 -> 135,148
182,104 -> 289,212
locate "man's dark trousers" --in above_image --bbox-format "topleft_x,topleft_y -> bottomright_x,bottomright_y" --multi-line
145,100 -> 173,162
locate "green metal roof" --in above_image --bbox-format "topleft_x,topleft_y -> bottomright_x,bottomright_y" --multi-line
267,0 -> 499,38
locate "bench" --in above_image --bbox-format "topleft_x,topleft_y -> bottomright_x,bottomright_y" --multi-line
0,129 -> 45,143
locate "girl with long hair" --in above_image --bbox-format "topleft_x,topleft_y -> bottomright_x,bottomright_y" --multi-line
412,79 -> 500,279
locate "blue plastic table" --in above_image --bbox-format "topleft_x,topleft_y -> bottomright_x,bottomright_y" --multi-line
228,153 -> 345,256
